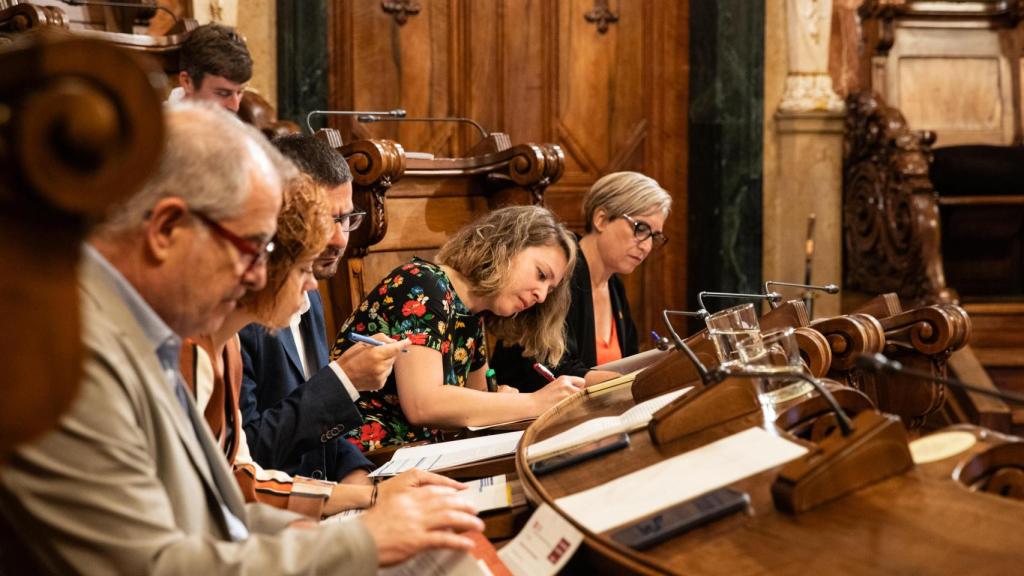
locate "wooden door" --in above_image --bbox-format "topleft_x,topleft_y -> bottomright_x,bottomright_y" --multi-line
328,0 -> 689,349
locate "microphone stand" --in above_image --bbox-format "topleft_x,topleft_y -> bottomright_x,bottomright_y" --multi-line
762,280 -> 839,312
357,115 -> 490,141
304,109 -> 407,135
856,353 -> 1024,405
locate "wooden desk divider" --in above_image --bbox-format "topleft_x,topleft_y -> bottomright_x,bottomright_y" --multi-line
793,326 -> 832,377
775,386 -> 875,442
954,440 -> 1024,499
630,331 -> 716,403
772,410 -> 914,514
646,376 -> 761,445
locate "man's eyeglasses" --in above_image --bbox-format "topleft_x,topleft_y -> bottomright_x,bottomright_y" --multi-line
192,210 -> 275,273
334,211 -> 366,233
620,214 -> 668,248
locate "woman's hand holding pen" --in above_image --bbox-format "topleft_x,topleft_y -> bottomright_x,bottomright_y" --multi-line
530,374 -> 585,413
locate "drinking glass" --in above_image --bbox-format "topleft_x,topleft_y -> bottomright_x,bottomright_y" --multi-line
736,327 -> 814,408
704,303 -> 762,367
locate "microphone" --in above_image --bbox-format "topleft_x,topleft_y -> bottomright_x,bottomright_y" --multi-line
304,108 -> 407,134
698,290 -> 783,312
60,0 -> 178,26
762,280 -> 839,309
660,309 -> 713,385
855,353 -> 1024,405
715,366 -> 855,436
356,114 -> 490,141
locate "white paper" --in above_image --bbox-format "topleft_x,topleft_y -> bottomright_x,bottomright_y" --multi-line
526,387 -> 693,461
461,475 -> 513,514
555,427 -> 808,533
370,431 -> 524,478
498,503 -> 583,576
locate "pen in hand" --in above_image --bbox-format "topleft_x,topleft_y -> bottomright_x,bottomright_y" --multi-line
532,362 -> 556,382
347,332 -> 409,353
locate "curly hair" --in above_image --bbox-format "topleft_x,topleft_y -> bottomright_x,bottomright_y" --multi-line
436,205 -> 576,365
240,173 -> 333,322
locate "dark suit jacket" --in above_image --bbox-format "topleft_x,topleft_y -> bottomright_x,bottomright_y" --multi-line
490,246 -> 639,392
239,290 -> 372,481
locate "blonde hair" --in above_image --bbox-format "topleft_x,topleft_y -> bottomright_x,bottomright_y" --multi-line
240,173 -> 333,321
583,171 -> 672,232
437,205 -> 576,365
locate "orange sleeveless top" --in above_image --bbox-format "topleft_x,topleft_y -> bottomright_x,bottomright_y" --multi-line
595,315 -> 622,366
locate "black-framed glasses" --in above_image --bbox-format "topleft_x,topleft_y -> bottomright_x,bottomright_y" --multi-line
620,214 -> 668,248
192,210 -> 275,273
334,211 -> 366,232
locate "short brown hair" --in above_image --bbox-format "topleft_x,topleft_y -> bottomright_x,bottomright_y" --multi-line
180,23 -> 252,87
437,205 -> 576,365
240,174 -> 332,322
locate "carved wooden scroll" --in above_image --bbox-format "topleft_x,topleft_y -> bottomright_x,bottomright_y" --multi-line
335,136 -> 407,256
0,34 -> 163,462
843,91 -> 954,306
0,2 -> 68,35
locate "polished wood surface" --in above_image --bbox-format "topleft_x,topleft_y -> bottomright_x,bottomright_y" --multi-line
327,0 -> 690,344
517,384 -> 1024,575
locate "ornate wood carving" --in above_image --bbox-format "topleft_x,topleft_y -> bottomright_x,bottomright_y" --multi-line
843,91 -> 955,306
380,0 -> 420,26
337,137 -> 407,256
816,301 -> 972,429
584,0 -> 619,34
0,3 -> 67,35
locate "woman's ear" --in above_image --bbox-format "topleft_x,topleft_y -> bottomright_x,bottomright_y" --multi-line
593,208 -> 610,233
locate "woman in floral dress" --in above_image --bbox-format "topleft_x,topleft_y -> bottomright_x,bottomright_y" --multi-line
330,205 -> 586,451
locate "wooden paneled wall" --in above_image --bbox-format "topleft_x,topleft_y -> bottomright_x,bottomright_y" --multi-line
327,0 -> 690,345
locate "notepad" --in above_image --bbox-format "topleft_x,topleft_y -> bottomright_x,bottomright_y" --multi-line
525,386 -> 694,461
369,431 -> 524,478
555,427 -> 809,533
462,474 -> 526,514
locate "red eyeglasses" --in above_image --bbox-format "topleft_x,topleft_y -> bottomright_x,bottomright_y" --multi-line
191,210 -> 275,273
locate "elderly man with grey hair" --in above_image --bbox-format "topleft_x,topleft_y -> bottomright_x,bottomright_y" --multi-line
0,102 -> 482,575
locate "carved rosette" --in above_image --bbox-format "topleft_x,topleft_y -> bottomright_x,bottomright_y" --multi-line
339,138 -> 406,255
843,91 -> 953,306
504,143 -> 565,205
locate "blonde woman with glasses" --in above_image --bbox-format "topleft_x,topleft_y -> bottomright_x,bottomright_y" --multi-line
492,171 -> 672,391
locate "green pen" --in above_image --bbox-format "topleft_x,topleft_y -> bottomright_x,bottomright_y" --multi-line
485,368 -> 498,392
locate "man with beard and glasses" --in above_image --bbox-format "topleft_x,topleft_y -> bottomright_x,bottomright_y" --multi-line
239,134 -> 409,483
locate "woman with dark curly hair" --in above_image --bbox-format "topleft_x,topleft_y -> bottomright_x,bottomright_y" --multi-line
331,205 -> 585,451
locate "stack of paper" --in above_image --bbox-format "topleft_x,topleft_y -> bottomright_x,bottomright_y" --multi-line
555,427 -> 809,533
526,387 -> 693,461
369,431 -> 524,478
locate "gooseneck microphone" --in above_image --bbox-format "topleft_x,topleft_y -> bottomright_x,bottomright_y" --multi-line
855,353 -> 1024,405
661,309 -> 713,385
715,366 -> 856,437
698,290 -> 783,312
762,280 -> 839,309
304,108 -> 407,134
357,114 -> 490,141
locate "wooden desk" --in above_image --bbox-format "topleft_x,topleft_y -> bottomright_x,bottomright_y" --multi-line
516,385 -> 1024,575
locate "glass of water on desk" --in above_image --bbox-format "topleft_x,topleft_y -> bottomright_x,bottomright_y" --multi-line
737,327 -> 814,417
705,303 -> 762,367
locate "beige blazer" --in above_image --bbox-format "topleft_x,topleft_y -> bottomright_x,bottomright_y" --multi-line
0,255 -> 377,575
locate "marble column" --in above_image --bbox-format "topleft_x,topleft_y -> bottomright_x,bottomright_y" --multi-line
688,0 -> 766,309
767,111 -> 845,319
276,0 -> 328,129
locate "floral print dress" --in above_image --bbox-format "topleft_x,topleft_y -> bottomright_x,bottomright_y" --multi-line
330,258 -> 487,452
